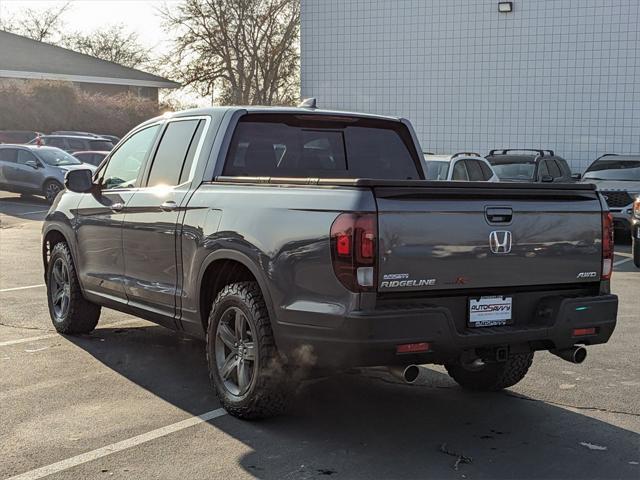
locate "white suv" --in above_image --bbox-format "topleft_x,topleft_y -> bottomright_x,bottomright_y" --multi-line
423,152 -> 499,182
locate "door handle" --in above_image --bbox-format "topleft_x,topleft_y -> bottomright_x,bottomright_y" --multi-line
110,202 -> 124,212
160,201 -> 177,212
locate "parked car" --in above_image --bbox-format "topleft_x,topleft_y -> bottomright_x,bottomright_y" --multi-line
72,150 -> 109,167
0,130 -> 44,144
581,154 -> 640,237
28,135 -> 114,154
51,131 -> 100,137
424,152 -> 498,181
42,105 -> 618,419
0,145 -> 96,202
486,149 -> 576,183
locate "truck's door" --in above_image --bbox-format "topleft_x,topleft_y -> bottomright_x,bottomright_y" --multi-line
75,124 -> 161,301
122,118 -> 206,321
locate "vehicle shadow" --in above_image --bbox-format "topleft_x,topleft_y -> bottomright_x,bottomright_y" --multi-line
67,325 -> 639,480
0,193 -> 49,221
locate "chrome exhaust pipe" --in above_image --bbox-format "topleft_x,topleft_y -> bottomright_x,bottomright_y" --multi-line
551,345 -> 587,364
387,365 -> 421,384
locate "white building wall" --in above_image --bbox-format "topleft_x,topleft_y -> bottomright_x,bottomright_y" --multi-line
301,0 -> 640,171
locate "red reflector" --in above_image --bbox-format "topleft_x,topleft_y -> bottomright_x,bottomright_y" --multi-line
396,342 -> 431,354
336,233 -> 351,256
573,327 -> 596,336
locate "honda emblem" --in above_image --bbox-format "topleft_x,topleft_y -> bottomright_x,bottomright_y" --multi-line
489,231 -> 512,254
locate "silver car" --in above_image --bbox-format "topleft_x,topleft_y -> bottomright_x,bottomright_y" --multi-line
0,145 -> 96,203
582,154 -> 640,235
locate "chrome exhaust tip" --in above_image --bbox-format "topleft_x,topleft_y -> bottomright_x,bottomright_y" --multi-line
388,365 -> 421,384
551,345 -> 587,364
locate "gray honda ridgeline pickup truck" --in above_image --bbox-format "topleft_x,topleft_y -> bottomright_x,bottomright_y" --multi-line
42,106 -> 618,419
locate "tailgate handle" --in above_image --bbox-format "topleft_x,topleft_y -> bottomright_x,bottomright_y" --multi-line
485,207 -> 513,224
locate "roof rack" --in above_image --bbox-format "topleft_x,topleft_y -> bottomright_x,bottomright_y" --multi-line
488,149 -> 554,157
452,151 -> 481,158
594,153 -> 619,162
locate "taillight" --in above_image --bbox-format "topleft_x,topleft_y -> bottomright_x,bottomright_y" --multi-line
634,198 -> 640,219
601,212 -> 614,280
330,213 -> 377,292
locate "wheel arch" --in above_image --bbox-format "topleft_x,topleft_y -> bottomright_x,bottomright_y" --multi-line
42,226 -> 76,281
197,249 -> 279,340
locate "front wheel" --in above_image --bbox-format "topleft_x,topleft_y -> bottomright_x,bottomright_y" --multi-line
43,180 -> 63,203
206,282 -> 292,419
46,242 -> 101,334
445,352 -> 534,391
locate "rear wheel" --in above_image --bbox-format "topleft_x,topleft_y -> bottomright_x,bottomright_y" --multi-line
206,281 -> 292,419
43,180 -> 63,203
46,242 -> 101,334
445,352 -> 534,391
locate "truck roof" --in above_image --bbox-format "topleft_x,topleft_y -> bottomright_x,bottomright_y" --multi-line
142,106 -> 405,127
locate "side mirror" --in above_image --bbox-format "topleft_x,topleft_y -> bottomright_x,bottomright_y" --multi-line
541,175 -> 554,183
65,169 -> 94,193
25,160 -> 39,169
571,173 -> 582,180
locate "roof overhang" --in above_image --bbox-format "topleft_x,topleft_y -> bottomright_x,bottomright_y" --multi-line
0,69 -> 179,89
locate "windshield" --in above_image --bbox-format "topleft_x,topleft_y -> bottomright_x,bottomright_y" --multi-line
424,160 -> 449,180
583,160 -> 640,181
35,148 -> 82,166
491,162 -> 536,181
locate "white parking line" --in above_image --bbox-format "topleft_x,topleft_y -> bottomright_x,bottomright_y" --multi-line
613,257 -> 633,267
6,408 -> 228,480
0,284 -> 45,292
20,210 -> 49,215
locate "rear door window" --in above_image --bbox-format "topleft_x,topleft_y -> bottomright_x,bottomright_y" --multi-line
146,119 -> 203,187
223,114 -> 420,179
465,160 -> 484,181
538,160 -> 550,179
478,161 -> 493,180
547,159 -> 562,178
67,138 -> 86,151
451,160 -> 469,181
0,148 -> 18,163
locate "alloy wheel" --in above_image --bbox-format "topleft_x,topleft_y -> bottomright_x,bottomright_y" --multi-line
215,306 -> 257,396
45,183 -> 61,202
50,258 -> 70,321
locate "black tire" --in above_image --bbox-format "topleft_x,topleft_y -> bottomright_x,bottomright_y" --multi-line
43,180 -> 63,204
633,237 -> 640,268
46,242 -> 101,334
206,281 -> 292,420
445,352 -> 534,391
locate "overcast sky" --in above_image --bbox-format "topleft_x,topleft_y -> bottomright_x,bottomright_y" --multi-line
0,0 -> 177,54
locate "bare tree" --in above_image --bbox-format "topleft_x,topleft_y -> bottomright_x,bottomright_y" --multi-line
160,0 -> 300,106
63,25 -> 152,69
5,2 -> 71,42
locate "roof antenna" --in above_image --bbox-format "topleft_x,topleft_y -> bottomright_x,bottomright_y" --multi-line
298,97 -> 317,109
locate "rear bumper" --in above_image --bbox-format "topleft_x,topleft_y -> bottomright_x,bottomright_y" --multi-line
276,294 -> 618,367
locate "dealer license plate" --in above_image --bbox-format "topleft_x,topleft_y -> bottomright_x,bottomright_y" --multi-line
469,296 -> 513,327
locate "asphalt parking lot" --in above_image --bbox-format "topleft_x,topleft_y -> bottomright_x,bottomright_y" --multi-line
1,191 -> 638,480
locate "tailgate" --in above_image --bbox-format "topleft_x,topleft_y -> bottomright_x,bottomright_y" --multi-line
375,183 -> 603,293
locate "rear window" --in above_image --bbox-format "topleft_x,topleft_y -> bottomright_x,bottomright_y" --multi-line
584,159 -> 640,181
90,140 -> 114,151
223,114 -> 421,179
490,162 -> 536,181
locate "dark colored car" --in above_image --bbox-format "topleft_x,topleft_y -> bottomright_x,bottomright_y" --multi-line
486,149 -> 576,183
581,154 -> 640,236
72,151 -> 109,167
0,145 -> 96,202
28,135 -> 114,154
42,106 -> 618,419
633,199 -> 640,267
0,130 -> 44,144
